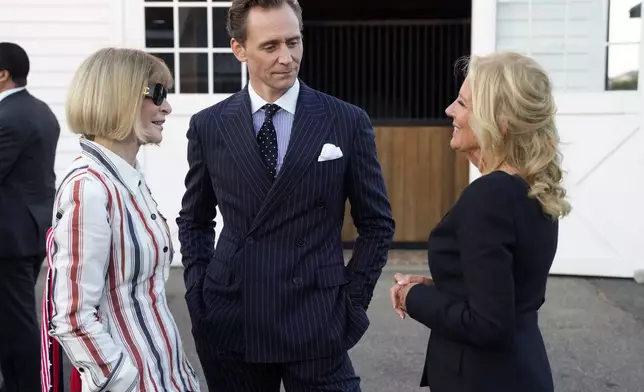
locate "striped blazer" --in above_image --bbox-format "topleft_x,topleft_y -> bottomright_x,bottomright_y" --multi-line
41,138 -> 200,392
178,81 -> 395,363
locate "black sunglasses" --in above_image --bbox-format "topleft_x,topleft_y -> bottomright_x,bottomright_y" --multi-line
143,83 -> 168,106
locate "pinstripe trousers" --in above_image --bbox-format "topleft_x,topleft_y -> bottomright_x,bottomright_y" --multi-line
195,346 -> 361,392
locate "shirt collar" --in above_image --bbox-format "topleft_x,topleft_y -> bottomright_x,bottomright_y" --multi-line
248,78 -> 300,115
0,87 -> 26,104
79,138 -> 143,194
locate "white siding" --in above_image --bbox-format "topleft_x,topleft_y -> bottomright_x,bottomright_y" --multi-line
0,0 -> 124,184
496,0 -> 606,91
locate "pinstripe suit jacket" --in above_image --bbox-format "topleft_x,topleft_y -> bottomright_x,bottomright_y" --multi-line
177,81 -> 394,363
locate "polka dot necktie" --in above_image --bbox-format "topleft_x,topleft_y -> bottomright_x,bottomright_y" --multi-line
257,103 -> 280,178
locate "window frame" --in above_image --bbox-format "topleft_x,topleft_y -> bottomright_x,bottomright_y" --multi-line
473,0 -> 642,111
125,0 -> 245,115
604,0 -> 641,91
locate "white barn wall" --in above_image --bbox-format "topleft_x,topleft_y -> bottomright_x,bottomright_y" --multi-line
472,0 -> 644,278
0,0 -> 125,183
552,94 -> 643,277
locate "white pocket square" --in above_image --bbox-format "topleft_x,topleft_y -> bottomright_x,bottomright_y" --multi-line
317,143 -> 343,162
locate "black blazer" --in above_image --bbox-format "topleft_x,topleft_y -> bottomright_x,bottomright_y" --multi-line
0,89 -> 60,259
406,171 -> 557,392
177,81 -> 394,363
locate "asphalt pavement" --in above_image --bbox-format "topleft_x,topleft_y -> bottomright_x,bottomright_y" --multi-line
10,266 -> 644,391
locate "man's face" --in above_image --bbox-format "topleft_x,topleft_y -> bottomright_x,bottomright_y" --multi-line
232,4 -> 303,96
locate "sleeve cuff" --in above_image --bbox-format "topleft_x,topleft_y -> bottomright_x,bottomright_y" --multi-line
405,283 -> 448,328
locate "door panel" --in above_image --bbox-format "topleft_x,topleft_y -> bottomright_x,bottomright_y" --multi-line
341,126 -> 469,243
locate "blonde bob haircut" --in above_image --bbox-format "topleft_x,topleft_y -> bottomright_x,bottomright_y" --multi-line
461,51 -> 571,220
66,47 -> 173,143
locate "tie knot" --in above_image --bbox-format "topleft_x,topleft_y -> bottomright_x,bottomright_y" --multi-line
262,103 -> 281,119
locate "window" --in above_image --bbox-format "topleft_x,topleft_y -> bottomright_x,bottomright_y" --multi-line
496,0 -> 608,92
143,0 -> 245,94
605,0 -> 641,90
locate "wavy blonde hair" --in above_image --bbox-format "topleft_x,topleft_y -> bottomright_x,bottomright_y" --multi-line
462,51 -> 571,220
66,47 -> 173,143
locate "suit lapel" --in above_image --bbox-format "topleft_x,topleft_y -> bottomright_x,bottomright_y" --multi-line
219,88 -> 273,200
249,83 -> 334,234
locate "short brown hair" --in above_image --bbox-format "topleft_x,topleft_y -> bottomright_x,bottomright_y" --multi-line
227,0 -> 303,45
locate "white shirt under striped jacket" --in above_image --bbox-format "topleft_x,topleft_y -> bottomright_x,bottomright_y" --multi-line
45,138 -> 200,392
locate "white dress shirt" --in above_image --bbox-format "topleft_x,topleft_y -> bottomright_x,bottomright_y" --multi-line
248,79 -> 300,174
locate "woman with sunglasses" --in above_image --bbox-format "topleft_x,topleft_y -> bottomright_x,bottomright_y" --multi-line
40,48 -> 200,392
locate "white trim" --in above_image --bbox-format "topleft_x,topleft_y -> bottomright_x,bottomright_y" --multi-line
527,0 -> 532,54
167,93 -> 231,115
604,0 -> 640,92
470,0 -> 496,56
124,0 -> 145,48
111,0 -> 125,46
640,0 -> 644,94
469,0 -> 497,182
126,0 -> 242,98
563,0 -> 569,89
207,2 -> 214,94
172,5 -> 180,93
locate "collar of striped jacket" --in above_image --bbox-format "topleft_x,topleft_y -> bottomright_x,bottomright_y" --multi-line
79,137 -> 144,194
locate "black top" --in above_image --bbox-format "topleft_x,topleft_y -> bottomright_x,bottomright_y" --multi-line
406,170 -> 557,392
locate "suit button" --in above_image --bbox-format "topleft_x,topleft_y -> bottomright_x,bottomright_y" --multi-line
296,238 -> 306,247
246,237 -> 254,245
317,201 -> 325,209
293,277 -> 303,285
235,277 -> 242,284
151,213 -> 157,220
163,246 -> 169,253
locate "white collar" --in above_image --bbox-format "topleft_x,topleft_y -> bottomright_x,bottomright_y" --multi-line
80,138 -> 144,194
0,87 -> 26,104
248,78 -> 300,115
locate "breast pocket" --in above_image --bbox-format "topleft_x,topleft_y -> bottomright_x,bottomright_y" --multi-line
308,156 -> 346,192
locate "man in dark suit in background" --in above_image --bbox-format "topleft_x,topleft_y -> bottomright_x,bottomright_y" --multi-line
177,0 -> 394,390
0,42 -> 60,392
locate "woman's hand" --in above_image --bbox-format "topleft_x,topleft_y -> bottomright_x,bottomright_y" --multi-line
390,273 -> 433,319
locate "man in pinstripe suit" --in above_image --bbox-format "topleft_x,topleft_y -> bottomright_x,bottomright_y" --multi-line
177,0 -> 394,390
